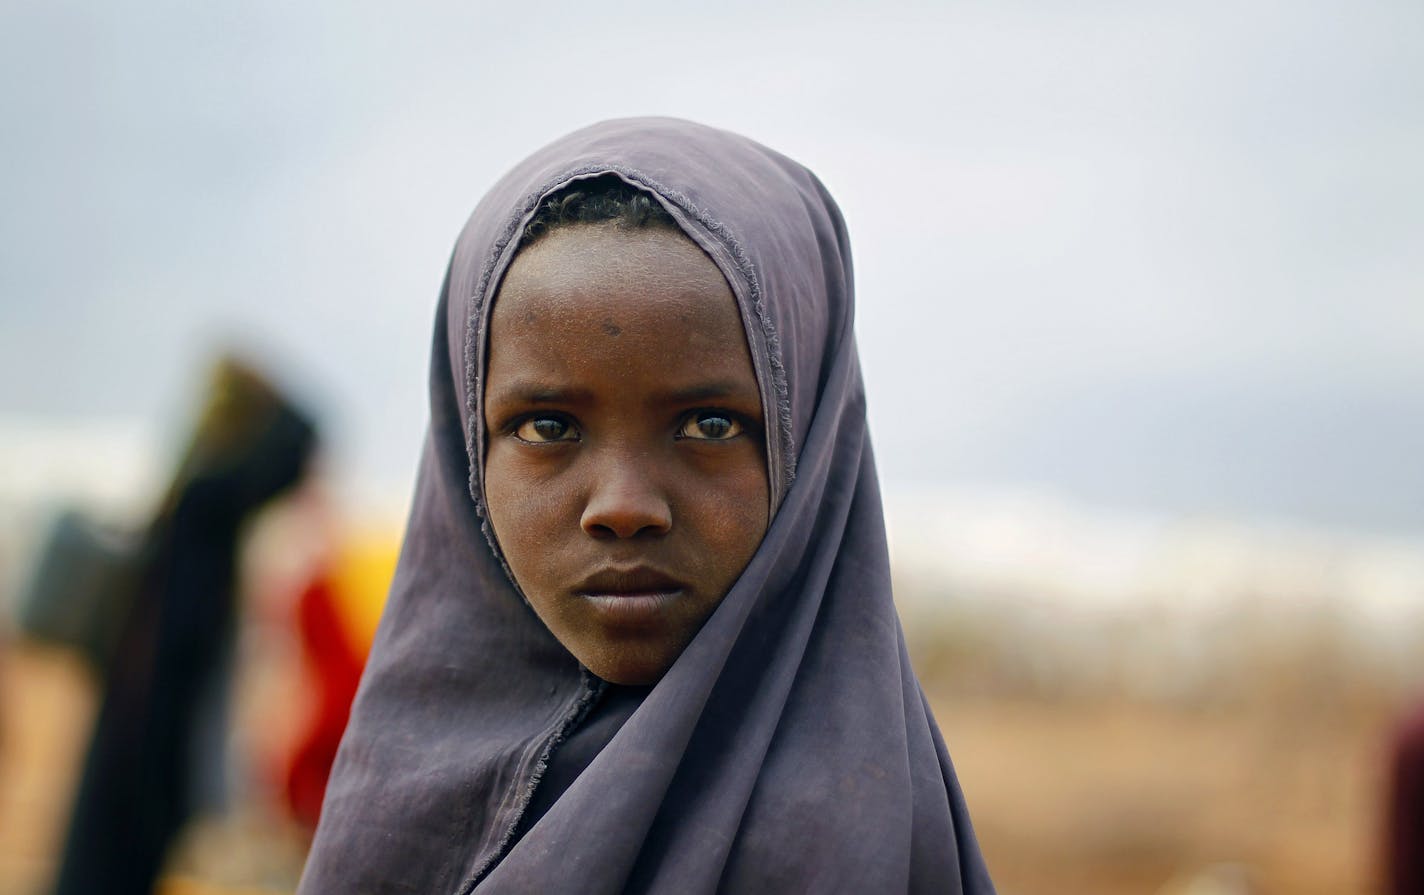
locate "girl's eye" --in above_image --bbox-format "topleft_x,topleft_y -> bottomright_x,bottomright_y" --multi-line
514,415 -> 578,443
678,411 -> 743,441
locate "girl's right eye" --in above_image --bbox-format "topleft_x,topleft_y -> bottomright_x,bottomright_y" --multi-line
513,415 -> 579,443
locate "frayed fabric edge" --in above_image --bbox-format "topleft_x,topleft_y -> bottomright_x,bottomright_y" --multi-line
460,670 -> 607,893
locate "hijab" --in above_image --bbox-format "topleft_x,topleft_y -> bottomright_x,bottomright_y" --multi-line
300,118 -> 995,894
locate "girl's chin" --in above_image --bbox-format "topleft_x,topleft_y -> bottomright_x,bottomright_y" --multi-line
580,641 -> 684,687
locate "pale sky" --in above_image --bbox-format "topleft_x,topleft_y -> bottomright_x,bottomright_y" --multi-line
3,0 -> 1421,533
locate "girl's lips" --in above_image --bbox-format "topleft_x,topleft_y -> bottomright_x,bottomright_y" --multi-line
572,566 -> 689,626
576,589 -> 686,627
574,565 -> 687,594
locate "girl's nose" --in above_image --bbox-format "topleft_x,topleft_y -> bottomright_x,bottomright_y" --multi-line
580,461 -> 672,540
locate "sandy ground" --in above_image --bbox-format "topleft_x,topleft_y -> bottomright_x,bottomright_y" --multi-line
935,694 -> 1394,895
0,643 -> 307,895
1,645 -> 94,895
0,640 -> 1403,895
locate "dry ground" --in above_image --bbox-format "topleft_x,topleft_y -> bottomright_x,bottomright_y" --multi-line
932,692 -> 1396,895
0,642 -> 1404,895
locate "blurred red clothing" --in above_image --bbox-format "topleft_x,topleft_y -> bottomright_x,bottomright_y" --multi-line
285,574 -> 365,830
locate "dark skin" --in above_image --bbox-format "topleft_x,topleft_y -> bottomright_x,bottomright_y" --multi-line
483,222 -> 770,685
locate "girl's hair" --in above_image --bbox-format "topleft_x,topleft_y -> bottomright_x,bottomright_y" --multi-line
521,174 -> 676,246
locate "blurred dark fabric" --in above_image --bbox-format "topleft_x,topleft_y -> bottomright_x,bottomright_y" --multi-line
51,359 -> 316,895
1386,699 -> 1424,895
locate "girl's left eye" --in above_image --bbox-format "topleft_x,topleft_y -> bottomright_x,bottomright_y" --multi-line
678,411 -> 743,441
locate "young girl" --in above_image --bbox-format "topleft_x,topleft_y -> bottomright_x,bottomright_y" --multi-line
301,118 -> 995,893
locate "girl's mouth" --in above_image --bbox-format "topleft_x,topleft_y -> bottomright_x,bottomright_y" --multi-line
574,566 -> 688,626
578,590 -> 685,626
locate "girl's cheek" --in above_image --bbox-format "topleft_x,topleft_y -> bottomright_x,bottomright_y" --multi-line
699,461 -> 770,545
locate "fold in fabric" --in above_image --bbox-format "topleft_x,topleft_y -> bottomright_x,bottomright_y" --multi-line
301,118 -> 996,894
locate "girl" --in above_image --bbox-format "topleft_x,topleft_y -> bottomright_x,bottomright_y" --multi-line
301,118 -> 995,893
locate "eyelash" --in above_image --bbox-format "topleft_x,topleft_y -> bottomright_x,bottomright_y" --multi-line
505,409 -> 750,445
675,409 -> 746,441
508,413 -> 579,444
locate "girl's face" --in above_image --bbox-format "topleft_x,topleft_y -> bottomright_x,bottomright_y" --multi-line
483,222 -> 770,685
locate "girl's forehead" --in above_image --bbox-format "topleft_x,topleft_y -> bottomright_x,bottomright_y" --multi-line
493,225 -> 737,330
485,224 -> 760,406
499,222 -> 730,299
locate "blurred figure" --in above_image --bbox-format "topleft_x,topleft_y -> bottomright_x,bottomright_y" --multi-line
50,357 -> 316,895
1385,698 -> 1424,895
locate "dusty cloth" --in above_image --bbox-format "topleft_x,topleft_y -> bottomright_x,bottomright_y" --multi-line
301,118 -> 996,894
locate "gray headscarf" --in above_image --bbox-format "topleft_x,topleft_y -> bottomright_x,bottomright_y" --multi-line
300,118 -> 996,894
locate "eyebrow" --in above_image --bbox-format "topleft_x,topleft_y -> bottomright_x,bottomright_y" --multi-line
485,382 -> 594,406
486,379 -> 759,408
655,381 -> 758,404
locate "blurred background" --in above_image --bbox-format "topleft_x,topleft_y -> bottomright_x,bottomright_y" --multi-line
1,1 -> 1420,893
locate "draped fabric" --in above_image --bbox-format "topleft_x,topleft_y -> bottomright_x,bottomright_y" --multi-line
301,118 -> 995,894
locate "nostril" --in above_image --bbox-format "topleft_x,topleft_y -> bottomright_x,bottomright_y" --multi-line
580,482 -> 672,539
584,521 -> 620,540
580,512 -> 671,540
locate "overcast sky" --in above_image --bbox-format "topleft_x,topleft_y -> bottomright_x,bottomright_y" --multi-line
2,0 -> 1420,534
